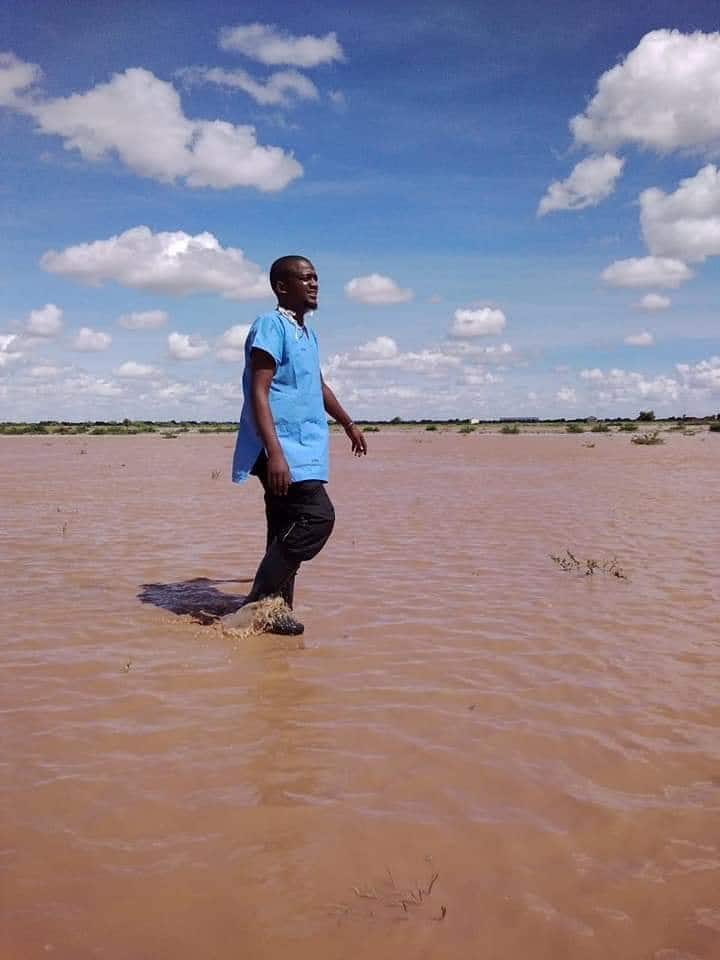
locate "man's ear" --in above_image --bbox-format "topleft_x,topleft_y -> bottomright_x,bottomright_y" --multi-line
274,278 -> 287,297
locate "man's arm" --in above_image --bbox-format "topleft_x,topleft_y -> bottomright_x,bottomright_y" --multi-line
321,376 -> 367,456
251,348 -> 291,495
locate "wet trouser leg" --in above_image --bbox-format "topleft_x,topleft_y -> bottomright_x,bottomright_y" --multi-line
247,456 -> 335,607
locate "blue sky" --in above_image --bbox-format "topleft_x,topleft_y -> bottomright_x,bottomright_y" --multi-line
1,0 -> 719,421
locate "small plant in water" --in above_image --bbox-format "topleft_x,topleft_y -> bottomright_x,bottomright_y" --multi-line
631,431 -> 664,445
551,550 -> 628,580
210,468 -> 221,480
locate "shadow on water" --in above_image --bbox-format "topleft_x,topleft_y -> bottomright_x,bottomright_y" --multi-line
138,577 -> 251,623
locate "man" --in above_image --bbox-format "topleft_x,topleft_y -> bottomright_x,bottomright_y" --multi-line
229,255 -> 367,635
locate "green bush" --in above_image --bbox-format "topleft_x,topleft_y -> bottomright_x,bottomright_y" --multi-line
709,422 -> 720,432
458,424 -> 475,434
591,423 -> 610,433
619,423 -> 638,432
501,423 -> 520,434
566,423 -> 584,433
425,424 -> 438,431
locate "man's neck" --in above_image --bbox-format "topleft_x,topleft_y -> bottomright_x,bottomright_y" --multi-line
277,303 -> 306,325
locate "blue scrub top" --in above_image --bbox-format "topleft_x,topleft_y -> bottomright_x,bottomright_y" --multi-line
231,310 -> 329,484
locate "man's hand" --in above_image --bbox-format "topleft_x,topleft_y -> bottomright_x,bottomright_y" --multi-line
345,423 -> 367,457
267,449 -> 291,495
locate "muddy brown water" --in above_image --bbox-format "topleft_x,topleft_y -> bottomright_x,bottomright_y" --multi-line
1,431 -> 719,960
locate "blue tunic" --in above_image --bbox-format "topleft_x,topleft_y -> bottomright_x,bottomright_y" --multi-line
231,309 -> 329,484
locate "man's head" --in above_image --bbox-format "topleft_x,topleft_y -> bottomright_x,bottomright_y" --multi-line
270,255 -> 318,317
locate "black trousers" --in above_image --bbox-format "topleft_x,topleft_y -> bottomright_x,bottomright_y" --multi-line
246,453 -> 335,608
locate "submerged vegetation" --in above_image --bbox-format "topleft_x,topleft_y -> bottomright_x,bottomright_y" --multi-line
551,550 -> 628,580
631,431 -> 665,445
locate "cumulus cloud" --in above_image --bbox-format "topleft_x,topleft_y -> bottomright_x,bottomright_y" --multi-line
0,56 -> 302,191
579,367 -> 679,402
449,306 -> 506,338
73,327 -> 112,351
219,24 -> 344,67
344,274 -> 413,305
180,66 -> 318,107
115,361 -> 159,378
41,226 -> 271,299
624,331 -> 654,346
640,164 -> 720,263
676,355 -> 720,394
325,337 -> 460,375
26,303 -> 63,337
168,331 -> 210,360
216,323 -> 251,361
356,336 -> 399,360
601,256 -> 692,289
0,333 -> 23,368
638,293 -> 671,311
118,309 -> 168,329
63,374 -> 123,397
0,51 -> 40,106
571,30 -> 720,154
556,386 -> 577,403
538,154 -> 624,215
29,365 -> 61,378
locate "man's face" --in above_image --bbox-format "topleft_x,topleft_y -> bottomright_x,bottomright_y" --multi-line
277,259 -> 318,313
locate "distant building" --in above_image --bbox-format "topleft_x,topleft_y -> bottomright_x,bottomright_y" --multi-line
498,417 -> 539,423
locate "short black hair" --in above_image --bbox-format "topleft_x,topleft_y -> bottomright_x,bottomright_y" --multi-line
269,255 -> 311,292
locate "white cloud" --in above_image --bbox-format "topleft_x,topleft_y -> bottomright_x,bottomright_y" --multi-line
357,336 -> 399,360
216,323 -> 251,361
0,57 -> 302,191
556,386 -> 577,403
344,273 -> 413,305
63,374 -> 123,397
41,226 -> 271,299
638,293 -> 671,311
640,164 -> 720,263
579,367 -> 680,402
180,66 -> 318,107
115,361 -> 159,378
118,309 -> 168,329
538,154 -> 624,216
450,306 -> 506,338
0,333 -> 22,368
328,89 -> 346,109
0,51 -> 40,107
601,257 -> 692,289
30,365 -> 61,378
325,339 -> 460,375
73,327 -> 112,351
676,356 -> 720,394
26,303 -> 63,337
168,331 -> 210,360
624,331 -> 654,346
219,24 -> 344,67
571,30 -> 720,154
155,381 -> 195,401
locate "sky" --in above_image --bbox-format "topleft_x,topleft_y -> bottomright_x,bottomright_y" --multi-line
1,0 -> 719,422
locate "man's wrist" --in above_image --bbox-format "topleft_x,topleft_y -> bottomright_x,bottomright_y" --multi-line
342,419 -> 354,431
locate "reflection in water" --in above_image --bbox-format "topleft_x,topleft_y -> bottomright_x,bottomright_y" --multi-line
138,576 -> 248,622
1,431 -> 719,960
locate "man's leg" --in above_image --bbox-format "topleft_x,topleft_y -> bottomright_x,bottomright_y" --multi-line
246,478 -> 335,606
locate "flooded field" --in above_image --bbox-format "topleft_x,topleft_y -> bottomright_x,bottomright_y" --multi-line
1,430 -> 719,960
